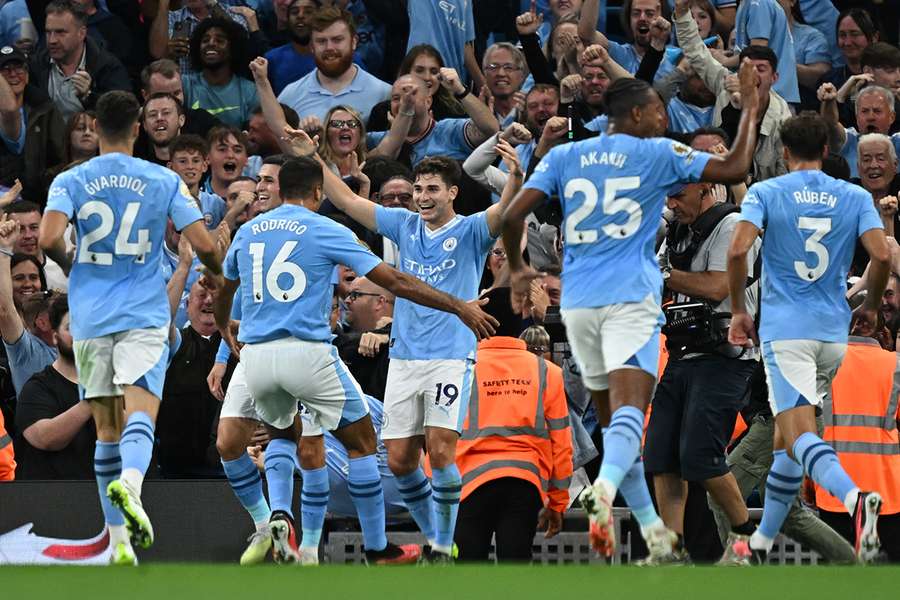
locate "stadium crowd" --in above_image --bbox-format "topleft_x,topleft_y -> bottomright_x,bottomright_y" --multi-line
0,0 -> 899,565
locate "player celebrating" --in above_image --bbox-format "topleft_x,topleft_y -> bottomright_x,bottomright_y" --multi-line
212,156 -> 497,565
727,114 -> 889,563
282,129 -> 518,562
500,60 -> 762,561
38,91 -> 223,566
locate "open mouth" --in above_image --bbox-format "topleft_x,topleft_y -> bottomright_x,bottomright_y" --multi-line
417,201 -> 435,212
200,306 -> 214,314
864,124 -> 880,133
223,161 -> 238,176
204,49 -> 220,60
637,25 -> 650,35
338,132 -> 353,144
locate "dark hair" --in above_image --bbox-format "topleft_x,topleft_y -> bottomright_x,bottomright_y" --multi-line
862,42 -> 900,70
170,134 -> 209,158
542,263 -> 562,278
62,110 -> 97,163
620,0 -> 670,41
48,293 -> 69,331
10,253 -> 47,296
278,156 -> 323,199
822,152 -> 851,180
46,0 -> 88,26
144,92 -> 184,117
4,200 -> 41,216
688,126 -> 731,147
207,124 -> 248,151
836,8 -> 878,44
363,157 -> 413,195
603,78 -> 655,120
250,104 -> 300,128
189,17 -> 249,76
229,175 -> 258,186
739,45 -> 778,72
263,153 -> 288,167
95,91 -> 141,142
413,156 -> 461,189
141,59 -> 181,91
398,44 -> 464,116
309,6 -> 356,36
780,113 -> 829,161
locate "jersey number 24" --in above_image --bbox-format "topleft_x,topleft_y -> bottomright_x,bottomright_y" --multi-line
77,201 -> 151,265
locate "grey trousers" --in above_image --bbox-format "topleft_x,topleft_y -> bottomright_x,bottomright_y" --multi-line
708,414 -> 856,563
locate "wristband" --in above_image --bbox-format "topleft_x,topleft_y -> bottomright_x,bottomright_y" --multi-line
454,87 -> 470,100
0,248 -> 12,258
399,109 -> 415,117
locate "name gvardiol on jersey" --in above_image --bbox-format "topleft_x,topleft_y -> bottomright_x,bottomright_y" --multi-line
83,175 -> 149,197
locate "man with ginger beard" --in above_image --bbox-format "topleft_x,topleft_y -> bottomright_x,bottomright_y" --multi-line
277,6 -> 390,123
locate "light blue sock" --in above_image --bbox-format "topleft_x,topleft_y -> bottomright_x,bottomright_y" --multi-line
618,457 -> 660,529
431,464 -> 462,553
94,442 -> 124,527
793,432 -> 857,511
299,467 -> 329,550
758,450 -> 804,539
396,468 -> 436,543
222,453 -> 271,527
119,411 -> 154,476
264,438 -> 297,518
597,406 -> 644,492
348,454 -> 388,552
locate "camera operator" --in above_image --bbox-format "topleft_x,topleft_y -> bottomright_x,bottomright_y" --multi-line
643,180 -> 761,564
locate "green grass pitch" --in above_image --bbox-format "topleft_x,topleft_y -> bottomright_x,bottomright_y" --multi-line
2,565 -> 899,599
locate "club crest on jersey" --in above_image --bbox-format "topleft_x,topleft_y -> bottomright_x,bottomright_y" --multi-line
442,237 -> 458,252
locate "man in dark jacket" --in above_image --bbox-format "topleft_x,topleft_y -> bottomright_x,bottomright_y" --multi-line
0,45 -> 65,206
27,1 -> 130,122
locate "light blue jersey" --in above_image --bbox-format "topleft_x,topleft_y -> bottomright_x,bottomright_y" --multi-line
367,118 -> 474,167
375,206 -> 495,361
407,0 -> 474,84
225,203 -> 382,344
199,190 -> 226,230
524,134 -> 711,309
46,153 -> 203,341
735,0 -> 800,104
739,171 -> 883,343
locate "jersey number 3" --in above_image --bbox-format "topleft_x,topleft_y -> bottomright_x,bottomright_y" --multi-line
794,217 -> 831,282
249,241 -> 307,303
77,201 -> 151,265
564,177 -> 642,244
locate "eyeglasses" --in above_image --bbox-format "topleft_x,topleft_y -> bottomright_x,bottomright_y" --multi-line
328,119 -> 361,130
485,63 -> 522,74
347,291 -> 382,301
1,63 -> 26,74
490,248 -> 507,257
379,192 -> 412,204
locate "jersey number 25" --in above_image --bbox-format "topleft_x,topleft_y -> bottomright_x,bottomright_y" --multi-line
564,177 -> 642,244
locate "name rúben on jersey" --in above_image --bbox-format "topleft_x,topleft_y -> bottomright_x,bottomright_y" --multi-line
83,175 -> 148,196
580,151 -> 627,169
793,189 -> 838,209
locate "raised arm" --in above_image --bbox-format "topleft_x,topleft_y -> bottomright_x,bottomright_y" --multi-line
485,139 -> 524,237
674,1 -> 728,96
249,57 -> 294,155
149,0 -> 171,60
699,59 -> 760,184
578,0 -> 608,46
167,235 -> 194,322
282,126 -> 379,231
501,187 -> 549,314
463,123 -> 532,195
438,68 -> 499,143
37,210 -> 70,277
582,45 -> 632,83
0,215 -> 24,344
179,221 -> 222,276
816,82 -> 846,149
368,85 -> 416,159
0,70 -> 21,144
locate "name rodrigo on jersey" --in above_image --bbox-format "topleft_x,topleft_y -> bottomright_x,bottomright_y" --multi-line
83,175 -> 148,196
580,151 -> 627,169
250,219 -> 308,235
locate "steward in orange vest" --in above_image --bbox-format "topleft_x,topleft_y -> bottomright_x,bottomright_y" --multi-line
817,336 -> 900,561
454,336 -> 573,562
0,408 -> 14,480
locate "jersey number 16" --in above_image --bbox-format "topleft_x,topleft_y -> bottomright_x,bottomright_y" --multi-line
249,241 -> 307,303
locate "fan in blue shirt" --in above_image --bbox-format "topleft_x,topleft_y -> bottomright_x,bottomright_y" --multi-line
727,112 -> 888,563
734,0 -> 800,104
502,69 -> 761,561
40,91 -> 223,566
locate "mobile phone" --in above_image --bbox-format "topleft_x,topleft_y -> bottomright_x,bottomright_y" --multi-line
172,19 -> 190,39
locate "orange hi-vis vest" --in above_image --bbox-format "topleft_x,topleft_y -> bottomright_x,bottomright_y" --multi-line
816,337 -> 900,515
456,337 -> 573,512
0,409 -> 15,481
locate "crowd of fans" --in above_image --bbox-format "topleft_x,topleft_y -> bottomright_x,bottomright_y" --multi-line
0,0 -> 899,563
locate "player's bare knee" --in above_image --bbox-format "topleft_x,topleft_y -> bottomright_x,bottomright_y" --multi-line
216,418 -> 254,460
425,428 -> 458,469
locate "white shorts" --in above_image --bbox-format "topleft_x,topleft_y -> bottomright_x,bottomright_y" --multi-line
561,293 -> 662,391
381,358 -> 475,440
74,326 -> 169,400
761,339 -> 847,416
219,361 -> 260,421
241,337 -> 369,432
